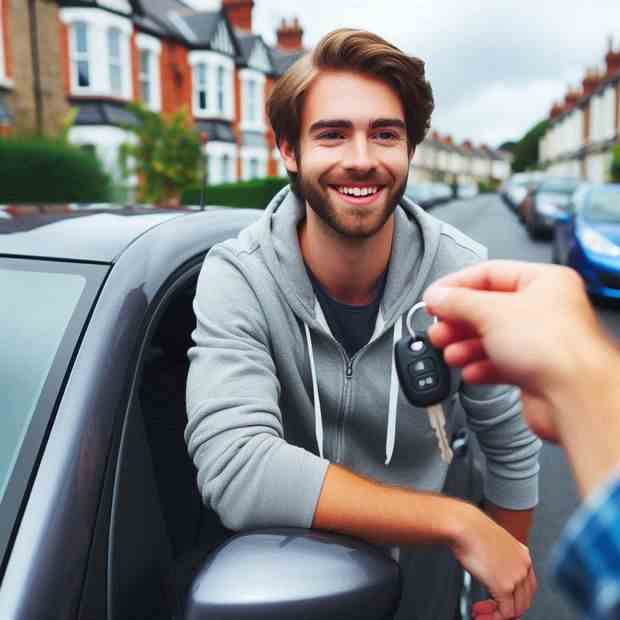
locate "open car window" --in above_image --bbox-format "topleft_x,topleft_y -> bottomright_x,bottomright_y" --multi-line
0,257 -> 108,570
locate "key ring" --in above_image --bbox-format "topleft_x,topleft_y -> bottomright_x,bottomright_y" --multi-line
405,301 -> 437,339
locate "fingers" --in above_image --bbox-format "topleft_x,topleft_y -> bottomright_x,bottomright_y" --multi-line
425,260 -> 544,293
461,360 -> 504,385
427,320 -> 479,347
444,338 -> 487,367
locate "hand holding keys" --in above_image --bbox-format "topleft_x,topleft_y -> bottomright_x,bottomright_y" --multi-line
395,302 -> 453,464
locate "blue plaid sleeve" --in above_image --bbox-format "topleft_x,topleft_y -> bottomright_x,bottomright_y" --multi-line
550,473 -> 620,620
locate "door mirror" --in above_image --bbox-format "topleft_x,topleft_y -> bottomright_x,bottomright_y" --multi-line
183,528 -> 401,620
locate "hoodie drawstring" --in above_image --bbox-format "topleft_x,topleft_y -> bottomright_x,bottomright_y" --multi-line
304,314 -> 403,465
385,315 -> 402,465
304,323 -> 324,458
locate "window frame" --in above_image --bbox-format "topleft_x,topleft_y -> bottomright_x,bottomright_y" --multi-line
189,51 -> 234,120
136,32 -> 161,112
194,62 -> 209,114
107,26 -> 123,98
71,21 -> 91,92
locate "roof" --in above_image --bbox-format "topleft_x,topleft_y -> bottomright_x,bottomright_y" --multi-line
0,206 -> 188,262
181,11 -> 221,44
269,47 -> 305,75
195,120 -> 236,142
73,101 -> 138,127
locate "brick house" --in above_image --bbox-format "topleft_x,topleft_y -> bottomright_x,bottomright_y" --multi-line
57,0 -> 305,188
0,0 -> 69,136
540,38 -> 620,182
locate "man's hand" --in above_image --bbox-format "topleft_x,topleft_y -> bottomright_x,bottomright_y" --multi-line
423,260 -> 607,442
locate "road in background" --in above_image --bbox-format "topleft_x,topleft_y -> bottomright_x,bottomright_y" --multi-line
431,194 -> 620,620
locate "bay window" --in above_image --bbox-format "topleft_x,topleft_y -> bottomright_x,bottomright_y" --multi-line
107,27 -> 123,97
194,63 -> 208,113
240,69 -> 265,132
72,22 -> 91,89
136,33 -> 161,112
189,51 -> 234,119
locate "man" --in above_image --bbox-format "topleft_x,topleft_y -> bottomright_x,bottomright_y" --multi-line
423,260 -> 620,619
186,29 -> 540,619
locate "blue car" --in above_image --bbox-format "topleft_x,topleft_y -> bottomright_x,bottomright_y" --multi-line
553,184 -> 620,300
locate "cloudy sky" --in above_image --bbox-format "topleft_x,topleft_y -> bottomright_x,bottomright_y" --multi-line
187,0 -> 620,148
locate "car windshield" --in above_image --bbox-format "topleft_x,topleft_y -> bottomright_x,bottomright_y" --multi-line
0,258 -> 106,566
584,188 -> 620,222
539,178 -> 580,195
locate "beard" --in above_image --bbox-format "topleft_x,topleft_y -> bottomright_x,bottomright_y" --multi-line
296,166 -> 408,240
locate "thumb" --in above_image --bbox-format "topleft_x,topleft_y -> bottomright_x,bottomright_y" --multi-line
423,285 -> 499,333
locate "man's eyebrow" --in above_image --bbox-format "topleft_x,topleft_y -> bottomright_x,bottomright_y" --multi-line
370,118 -> 406,130
309,119 -> 353,133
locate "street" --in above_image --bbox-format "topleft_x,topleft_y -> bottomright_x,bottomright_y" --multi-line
432,193 -> 620,620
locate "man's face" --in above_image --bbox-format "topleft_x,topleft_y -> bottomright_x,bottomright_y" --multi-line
281,70 -> 411,239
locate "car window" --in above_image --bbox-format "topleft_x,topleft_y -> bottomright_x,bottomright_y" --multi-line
585,188 -> 620,222
0,258 -> 107,568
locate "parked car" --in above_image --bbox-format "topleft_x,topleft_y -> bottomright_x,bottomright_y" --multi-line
553,184 -> 620,300
456,183 -> 479,199
520,176 -> 582,238
405,182 -> 439,209
499,172 -> 545,212
0,204 -> 480,620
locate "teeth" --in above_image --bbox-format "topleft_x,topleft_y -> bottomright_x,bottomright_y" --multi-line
337,186 -> 379,196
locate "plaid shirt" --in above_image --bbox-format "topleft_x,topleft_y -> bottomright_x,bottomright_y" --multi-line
550,473 -> 620,619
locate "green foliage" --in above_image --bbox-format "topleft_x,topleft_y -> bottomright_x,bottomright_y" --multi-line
0,136 -> 110,203
182,177 -> 290,209
120,103 -> 202,204
511,119 -> 549,173
610,144 -> 620,182
478,179 -> 500,193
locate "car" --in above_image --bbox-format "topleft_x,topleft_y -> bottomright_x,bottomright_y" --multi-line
520,176 -> 582,238
499,172 -> 545,213
456,183 -> 479,200
0,204 -> 481,620
553,184 -> 620,300
405,182 -> 439,209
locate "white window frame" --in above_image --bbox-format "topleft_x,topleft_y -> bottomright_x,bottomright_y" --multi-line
60,8 -> 132,99
136,33 -> 161,112
0,0 -> 7,84
205,141 -> 237,185
188,51 -> 234,120
239,69 -> 266,132
107,27 -> 123,98
240,146 -> 268,181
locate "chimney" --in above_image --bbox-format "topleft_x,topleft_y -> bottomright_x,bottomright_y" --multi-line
222,0 -> 254,32
605,35 -> 620,77
276,17 -> 304,51
444,134 -> 453,144
431,130 -> 440,141
582,68 -> 602,98
564,88 -> 579,109
549,101 -> 563,119
462,140 -> 472,150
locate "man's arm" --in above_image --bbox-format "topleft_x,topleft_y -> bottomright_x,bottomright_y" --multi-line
313,463 -> 536,619
484,501 -> 533,545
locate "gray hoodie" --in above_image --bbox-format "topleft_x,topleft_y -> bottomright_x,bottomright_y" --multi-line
185,187 -> 541,535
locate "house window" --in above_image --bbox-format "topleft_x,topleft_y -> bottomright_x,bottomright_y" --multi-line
216,66 -> 225,114
221,154 -> 230,183
249,158 -> 259,179
107,27 -> 123,96
194,63 -> 208,112
246,80 -> 257,123
139,49 -> 152,106
72,22 -> 90,88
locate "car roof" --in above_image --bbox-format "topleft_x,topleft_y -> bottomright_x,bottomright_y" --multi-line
0,204 -> 235,263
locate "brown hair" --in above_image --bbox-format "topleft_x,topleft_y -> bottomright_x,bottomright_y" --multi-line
267,28 -> 434,170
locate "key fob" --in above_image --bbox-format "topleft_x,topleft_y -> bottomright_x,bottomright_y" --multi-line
395,330 -> 451,407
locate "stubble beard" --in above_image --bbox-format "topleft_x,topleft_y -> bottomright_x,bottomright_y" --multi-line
297,166 -> 408,240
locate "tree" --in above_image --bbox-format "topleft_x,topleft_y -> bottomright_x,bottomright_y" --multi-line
511,119 -> 549,173
120,103 -> 202,207
611,144 -> 620,182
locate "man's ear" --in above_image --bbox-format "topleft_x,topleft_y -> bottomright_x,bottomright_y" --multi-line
279,140 -> 299,173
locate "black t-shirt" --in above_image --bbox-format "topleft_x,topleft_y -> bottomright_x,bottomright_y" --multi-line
306,266 -> 387,359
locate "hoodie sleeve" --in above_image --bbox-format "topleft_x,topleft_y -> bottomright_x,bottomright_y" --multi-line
459,383 -> 542,510
185,248 -> 330,531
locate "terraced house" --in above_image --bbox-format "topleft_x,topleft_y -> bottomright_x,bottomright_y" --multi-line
540,38 -> 620,182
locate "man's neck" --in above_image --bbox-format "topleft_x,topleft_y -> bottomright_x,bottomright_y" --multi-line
299,207 -> 394,306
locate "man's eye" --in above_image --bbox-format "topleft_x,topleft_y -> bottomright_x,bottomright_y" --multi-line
375,131 -> 399,141
317,131 -> 345,140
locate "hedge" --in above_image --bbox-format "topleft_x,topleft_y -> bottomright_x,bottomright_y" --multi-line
182,176 -> 289,209
0,137 -> 111,203
611,144 -> 620,182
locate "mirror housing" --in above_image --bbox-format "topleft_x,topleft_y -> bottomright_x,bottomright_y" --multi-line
183,528 -> 401,620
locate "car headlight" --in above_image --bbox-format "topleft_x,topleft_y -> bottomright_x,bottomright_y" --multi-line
536,200 -> 561,217
580,227 -> 620,257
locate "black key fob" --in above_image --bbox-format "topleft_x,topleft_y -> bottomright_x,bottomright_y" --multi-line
395,330 -> 451,407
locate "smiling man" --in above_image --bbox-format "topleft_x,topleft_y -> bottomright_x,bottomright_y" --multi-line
186,29 -> 541,620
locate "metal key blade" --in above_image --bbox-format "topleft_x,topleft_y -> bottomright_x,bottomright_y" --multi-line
427,404 -> 453,464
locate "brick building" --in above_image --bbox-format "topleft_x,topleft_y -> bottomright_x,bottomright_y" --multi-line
0,0 -> 69,136
540,38 -> 620,182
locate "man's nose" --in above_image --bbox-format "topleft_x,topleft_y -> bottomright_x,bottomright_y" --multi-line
342,135 -> 377,175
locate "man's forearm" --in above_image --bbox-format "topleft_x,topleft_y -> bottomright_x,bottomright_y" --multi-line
312,463 -> 479,547
483,500 -> 533,545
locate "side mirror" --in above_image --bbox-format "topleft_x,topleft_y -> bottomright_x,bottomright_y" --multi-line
555,210 -> 572,224
184,528 -> 401,620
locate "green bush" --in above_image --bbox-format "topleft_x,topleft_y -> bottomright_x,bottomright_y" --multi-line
182,177 -> 289,209
0,137 -> 110,203
611,144 -> 620,183
478,179 -> 500,193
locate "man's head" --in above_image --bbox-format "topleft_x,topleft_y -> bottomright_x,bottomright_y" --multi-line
267,29 -> 434,239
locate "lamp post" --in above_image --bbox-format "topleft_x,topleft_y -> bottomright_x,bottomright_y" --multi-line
200,131 -> 209,210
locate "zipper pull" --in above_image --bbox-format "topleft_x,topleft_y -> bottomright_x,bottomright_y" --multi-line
346,362 -> 353,379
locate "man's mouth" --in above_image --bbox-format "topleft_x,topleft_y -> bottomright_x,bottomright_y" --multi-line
329,184 -> 385,204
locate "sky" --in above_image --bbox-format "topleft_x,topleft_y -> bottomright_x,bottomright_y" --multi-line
186,0 -> 620,148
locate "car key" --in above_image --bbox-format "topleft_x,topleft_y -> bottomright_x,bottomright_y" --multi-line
395,302 -> 453,464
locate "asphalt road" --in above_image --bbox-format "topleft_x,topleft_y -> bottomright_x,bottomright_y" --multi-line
431,193 -> 620,620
